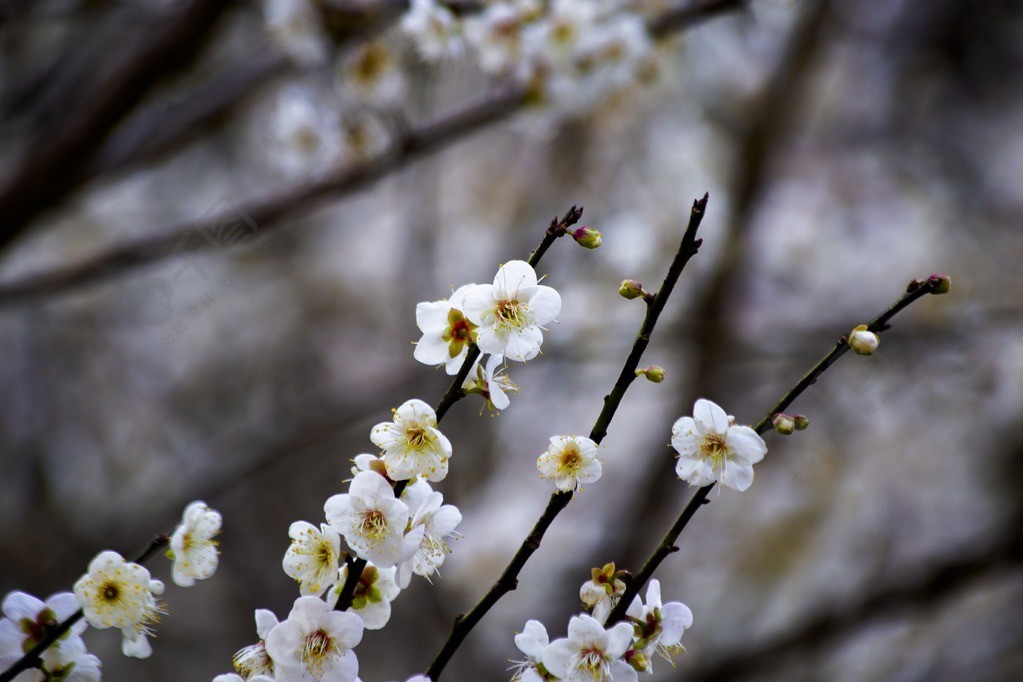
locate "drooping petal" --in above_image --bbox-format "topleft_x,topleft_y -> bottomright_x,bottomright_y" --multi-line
515,620 -> 549,659
660,602 -> 693,645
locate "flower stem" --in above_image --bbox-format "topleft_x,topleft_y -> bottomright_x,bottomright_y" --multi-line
604,278 -> 940,626
0,535 -> 170,682
423,194 -> 709,679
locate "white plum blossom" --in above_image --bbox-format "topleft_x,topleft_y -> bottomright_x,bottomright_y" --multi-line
350,452 -> 389,479
326,562 -> 400,630
509,619 -> 555,682
543,614 -> 637,682
624,579 -> 693,670
0,591 -> 100,681
72,551 -> 165,659
370,399 -> 453,482
401,0 -> 463,62
537,435 -> 602,492
338,40 -> 406,106
283,522 -> 342,596
670,399 -> 767,492
463,260 -> 561,362
270,85 -> 343,178
265,596 -> 363,682
324,471 -> 412,568
263,0 -> 330,67
397,489 -> 462,588
464,3 -> 525,75
169,500 -> 221,587
413,284 -> 477,375
462,354 -> 518,411
232,609 -> 279,679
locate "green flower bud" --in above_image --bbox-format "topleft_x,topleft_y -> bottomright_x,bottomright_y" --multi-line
793,414 -> 809,431
772,413 -> 795,435
849,324 -> 879,355
572,226 -> 602,249
618,279 -> 645,300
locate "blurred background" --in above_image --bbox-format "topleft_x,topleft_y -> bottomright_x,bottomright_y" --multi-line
0,0 -> 1020,680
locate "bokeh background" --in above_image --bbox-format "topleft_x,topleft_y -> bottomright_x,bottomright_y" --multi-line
0,0 -> 1020,680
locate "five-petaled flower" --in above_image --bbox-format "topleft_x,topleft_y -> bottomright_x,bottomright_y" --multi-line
463,260 -> 561,362
371,399 -> 453,482
283,522 -> 341,597
537,435 -> 602,492
413,284 -> 478,375
670,398 -> 767,492
324,471 -> 413,568
264,596 -> 363,682
542,613 -> 637,682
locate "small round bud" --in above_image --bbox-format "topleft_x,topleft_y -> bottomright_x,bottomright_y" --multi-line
927,274 -> 951,295
618,279 -> 645,300
772,413 -> 795,435
793,414 -> 809,431
849,325 -> 880,355
637,365 -> 665,383
572,226 -> 602,249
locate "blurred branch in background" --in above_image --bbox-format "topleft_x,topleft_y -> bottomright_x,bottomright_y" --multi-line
0,0 -> 748,305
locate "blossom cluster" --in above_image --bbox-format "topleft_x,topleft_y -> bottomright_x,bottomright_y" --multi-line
259,0 -> 663,178
0,500 -> 221,679
511,572 -> 693,681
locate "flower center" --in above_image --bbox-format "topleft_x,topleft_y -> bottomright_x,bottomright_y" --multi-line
700,433 -> 727,465
302,628 -> 339,672
495,298 -> 528,330
316,538 -> 335,565
360,510 -> 389,541
559,445 -> 583,472
570,647 -> 609,678
100,581 -> 122,604
405,425 -> 429,448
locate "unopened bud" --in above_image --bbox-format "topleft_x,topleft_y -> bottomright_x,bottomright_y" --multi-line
626,649 -> 649,673
618,279 -> 645,300
636,365 -> 665,383
927,274 -> 951,295
772,413 -> 795,435
572,226 -> 602,249
848,325 -> 879,355
793,414 -> 809,431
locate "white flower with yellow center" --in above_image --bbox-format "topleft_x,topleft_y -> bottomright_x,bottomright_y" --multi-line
283,522 -> 341,597
670,398 -> 767,492
169,500 -> 221,588
0,591 -> 100,680
537,435 -> 602,492
370,399 -> 453,482
413,284 -> 478,375
509,619 -> 554,682
326,562 -> 401,630
324,471 -> 411,568
338,40 -> 406,106
401,0 -> 463,62
543,614 -> 637,682
73,551 -> 164,659
265,596 -> 363,682
232,609 -> 279,679
463,260 -> 561,363
464,3 -> 526,75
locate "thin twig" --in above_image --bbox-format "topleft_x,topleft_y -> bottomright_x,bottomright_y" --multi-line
423,194 -> 709,680
331,205 -> 582,613
0,535 -> 170,682
0,2 -> 747,307
605,275 -> 948,626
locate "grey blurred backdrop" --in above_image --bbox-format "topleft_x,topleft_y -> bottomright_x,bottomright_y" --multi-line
0,0 -> 1020,680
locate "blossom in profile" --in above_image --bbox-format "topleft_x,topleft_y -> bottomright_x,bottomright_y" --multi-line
463,260 -> 561,362
624,579 -> 693,671
169,500 -> 221,587
542,614 -> 637,682
413,284 -> 478,375
324,471 -> 411,568
670,399 -> 767,492
265,596 -> 363,682
72,551 -> 165,658
509,619 -> 555,682
537,435 -> 601,492
232,609 -> 279,679
371,399 -> 453,482
283,522 -> 341,597
462,354 -> 518,411
397,490 -> 462,588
